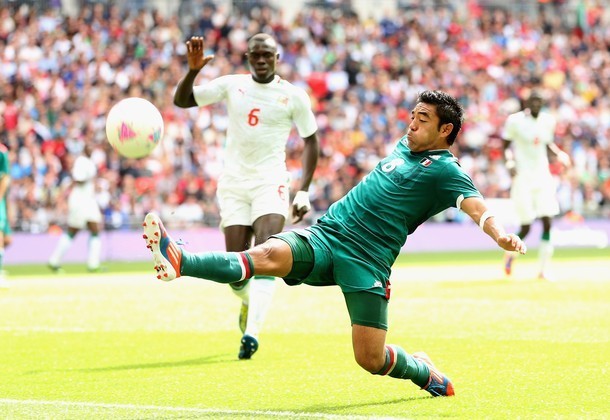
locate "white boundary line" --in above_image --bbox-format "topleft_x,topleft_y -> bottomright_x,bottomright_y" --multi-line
0,399 -> 399,419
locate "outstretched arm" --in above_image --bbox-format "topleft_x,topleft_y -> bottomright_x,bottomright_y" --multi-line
291,132 -> 320,224
297,133 -> 319,193
547,143 -> 571,168
502,139 -> 516,177
174,36 -> 215,108
461,197 -> 527,254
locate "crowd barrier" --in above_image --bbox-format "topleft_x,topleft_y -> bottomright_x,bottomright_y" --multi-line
6,219 -> 608,265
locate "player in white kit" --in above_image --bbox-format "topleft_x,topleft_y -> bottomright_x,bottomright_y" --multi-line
502,91 -> 571,280
49,143 -> 103,272
173,34 -> 319,359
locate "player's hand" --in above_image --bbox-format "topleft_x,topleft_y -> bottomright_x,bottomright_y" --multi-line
291,190 -> 311,224
497,233 -> 527,254
185,36 -> 214,71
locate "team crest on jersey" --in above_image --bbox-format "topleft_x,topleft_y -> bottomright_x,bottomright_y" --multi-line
277,96 -> 289,105
420,157 -> 433,167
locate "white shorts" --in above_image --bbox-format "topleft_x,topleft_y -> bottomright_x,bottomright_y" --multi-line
510,174 -> 559,225
217,177 -> 290,230
67,194 -> 102,229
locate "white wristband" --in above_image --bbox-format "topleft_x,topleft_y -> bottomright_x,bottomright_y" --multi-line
479,210 -> 493,229
292,190 -> 311,212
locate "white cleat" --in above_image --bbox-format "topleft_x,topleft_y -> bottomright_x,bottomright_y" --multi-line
142,213 -> 182,281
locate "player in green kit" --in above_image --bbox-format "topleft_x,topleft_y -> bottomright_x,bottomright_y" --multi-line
143,90 -> 527,397
0,143 -> 11,289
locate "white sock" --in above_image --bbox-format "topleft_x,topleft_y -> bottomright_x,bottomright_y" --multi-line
244,276 -> 277,339
538,239 -> 554,275
49,233 -> 73,266
230,280 -> 250,305
88,235 -> 101,269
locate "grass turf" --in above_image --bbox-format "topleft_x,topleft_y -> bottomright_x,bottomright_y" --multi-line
4,246 -> 608,276
0,248 -> 608,418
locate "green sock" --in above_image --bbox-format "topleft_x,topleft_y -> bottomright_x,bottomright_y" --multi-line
181,251 -> 254,284
375,345 -> 430,388
541,231 -> 551,241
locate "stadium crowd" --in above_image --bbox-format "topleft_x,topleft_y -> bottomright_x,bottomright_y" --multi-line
0,1 -> 609,232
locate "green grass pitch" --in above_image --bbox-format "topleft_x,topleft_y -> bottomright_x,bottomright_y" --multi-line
1,248 -> 609,418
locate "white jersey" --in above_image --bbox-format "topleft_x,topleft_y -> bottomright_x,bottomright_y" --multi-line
193,74 -> 317,183
70,155 -> 97,198
67,154 -> 101,228
502,109 -> 556,178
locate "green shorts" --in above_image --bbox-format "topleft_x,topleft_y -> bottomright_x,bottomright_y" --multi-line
272,230 -> 389,330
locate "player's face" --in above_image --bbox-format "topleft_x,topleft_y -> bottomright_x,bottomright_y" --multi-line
407,103 -> 452,152
84,143 -> 93,156
246,40 -> 278,83
528,97 -> 543,117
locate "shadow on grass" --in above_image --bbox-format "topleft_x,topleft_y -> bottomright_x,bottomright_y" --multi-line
25,354 -> 239,374
305,395 -> 425,413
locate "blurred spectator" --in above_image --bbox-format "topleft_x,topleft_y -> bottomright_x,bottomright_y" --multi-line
1,0 -> 609,235
172,192 -> 204,228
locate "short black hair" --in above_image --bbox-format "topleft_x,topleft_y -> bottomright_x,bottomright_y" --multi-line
417,90 -> 464,146
247,33 -> 277,52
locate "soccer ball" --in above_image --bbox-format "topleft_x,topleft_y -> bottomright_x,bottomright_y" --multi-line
105,97 -> 164,158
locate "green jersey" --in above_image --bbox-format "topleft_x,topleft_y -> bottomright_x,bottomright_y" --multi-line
309,136 -> 482,271
0,144 -> 10,233
0,145 -> 8,180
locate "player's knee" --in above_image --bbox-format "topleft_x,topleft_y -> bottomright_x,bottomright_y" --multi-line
519,225 -> 531,238
356,357 -> 383,373
541,218 -> 552,232
255,241 -> 278,263
250,239 -> 292,275
353,348 -> 385,373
